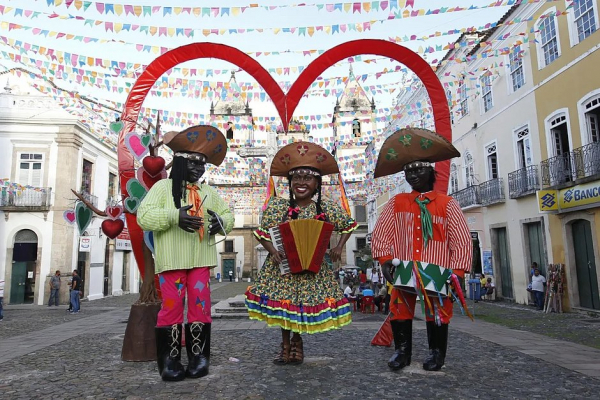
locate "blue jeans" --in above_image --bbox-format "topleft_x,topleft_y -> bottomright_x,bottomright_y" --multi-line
534,290 -> 545,310
48,289 -> 59,306
0,296 -> 3,319
70,290 -> 80,312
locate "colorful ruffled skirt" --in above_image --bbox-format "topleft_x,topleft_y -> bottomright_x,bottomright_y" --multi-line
245,256 -> 351,334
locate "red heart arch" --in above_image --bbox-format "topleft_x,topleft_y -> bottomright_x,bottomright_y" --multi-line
118,40 -> 452,277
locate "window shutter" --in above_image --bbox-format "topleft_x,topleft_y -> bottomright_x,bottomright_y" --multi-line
18,162 -> 29,184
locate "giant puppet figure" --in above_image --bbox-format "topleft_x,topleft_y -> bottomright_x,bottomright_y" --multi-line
137,125 -> 234,381
371,127 -> 472,372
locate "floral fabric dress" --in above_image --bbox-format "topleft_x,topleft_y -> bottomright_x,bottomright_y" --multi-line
245,197 -> 358,334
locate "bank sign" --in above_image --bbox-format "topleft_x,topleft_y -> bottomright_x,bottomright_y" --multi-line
537,181 -> 600,213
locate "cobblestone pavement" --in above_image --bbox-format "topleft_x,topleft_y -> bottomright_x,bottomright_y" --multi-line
1,284 -> 599,399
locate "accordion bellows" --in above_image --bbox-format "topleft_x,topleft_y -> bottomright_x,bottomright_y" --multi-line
278,219 -> 334,274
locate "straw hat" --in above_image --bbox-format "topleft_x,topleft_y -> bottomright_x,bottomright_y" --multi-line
270,141 -> 339,176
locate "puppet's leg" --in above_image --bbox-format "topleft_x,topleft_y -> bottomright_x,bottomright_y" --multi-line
423,298 -> 452,371
185,267 -> 212,378
388,289 -> 415,370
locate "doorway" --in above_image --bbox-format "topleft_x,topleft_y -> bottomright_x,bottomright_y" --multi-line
494,227 -> 514,299
223,259 -> 235,281
572,220 -> 600,310
525,222 -> 546,276
11,229 -> 38,304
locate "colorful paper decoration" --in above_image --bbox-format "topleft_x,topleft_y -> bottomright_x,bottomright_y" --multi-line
63,209 -> 76,224
75,201 -> 92,236
124,132 -> 152,161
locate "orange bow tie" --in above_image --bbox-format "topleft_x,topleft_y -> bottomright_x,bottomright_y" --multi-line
186,184 -> 204,242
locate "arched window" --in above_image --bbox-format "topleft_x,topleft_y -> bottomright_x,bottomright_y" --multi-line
352,118 -> 361,138
464,152 -> 475,187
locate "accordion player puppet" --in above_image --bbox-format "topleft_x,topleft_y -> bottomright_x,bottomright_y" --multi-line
137,125 -> 234,382
245,142 -> 358,365
371,128 -> 472,372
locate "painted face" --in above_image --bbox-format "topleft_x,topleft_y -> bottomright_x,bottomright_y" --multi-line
290,173 -> 318,202
405,166 -> 434,192
185,154 -> 206,183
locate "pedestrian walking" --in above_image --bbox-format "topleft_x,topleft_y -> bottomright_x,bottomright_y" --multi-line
48,270 -> 61,307
228,270 -> 233,282
137,125 -> 234,382
70,270 -> 82,314
0,277 -> 4,321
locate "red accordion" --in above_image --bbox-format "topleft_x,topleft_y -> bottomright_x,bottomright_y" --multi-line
269,219 -> 334,275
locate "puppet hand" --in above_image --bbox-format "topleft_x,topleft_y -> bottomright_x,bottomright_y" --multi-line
178,205 -> 203,233
207,209 -> 224,235
381,260 -> 395,285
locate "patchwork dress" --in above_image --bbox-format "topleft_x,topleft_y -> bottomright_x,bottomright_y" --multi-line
245,197 -> 358,334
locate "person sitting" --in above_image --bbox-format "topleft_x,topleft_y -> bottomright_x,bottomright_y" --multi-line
374,283 -> 387,312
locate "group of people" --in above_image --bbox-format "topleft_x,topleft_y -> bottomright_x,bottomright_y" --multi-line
138,125 -> 472,381
343,281 -> 389,313
46,269 -> 82,314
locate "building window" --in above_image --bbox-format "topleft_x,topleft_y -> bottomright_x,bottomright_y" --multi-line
481,73 -> 493,113
515,126 -> 533,169
226,122 -> 234,140
574,0 -> 597,43
458,76 -> 469,117
354,205 -> 366,223
108,172 -> 117,200
447,89 -> 455,124
583,95 -> 600,144
18,153 -> 43,187
465,152 -> 475,187
224,240 -> 234,253
486,143 -> 499,179
550,114 -> 570,156
356,237 -> 367,250
81,160 -> 93,194
450,163 -> 459,194
352,118 -> 361,138
509,46 -> 525,92
537,12 -> 560,67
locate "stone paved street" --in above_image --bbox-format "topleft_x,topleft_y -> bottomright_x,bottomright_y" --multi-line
1,283 -> 600,399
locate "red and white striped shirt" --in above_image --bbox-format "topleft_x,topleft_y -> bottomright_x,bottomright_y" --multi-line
371,191 -> 472,273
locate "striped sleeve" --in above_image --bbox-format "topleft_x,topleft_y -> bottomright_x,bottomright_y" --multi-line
371,197 -> 396,265
137,180 -> 179,232
446,198 -> 473,272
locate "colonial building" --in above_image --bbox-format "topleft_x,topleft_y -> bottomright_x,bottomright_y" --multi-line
0,77 -> 139,305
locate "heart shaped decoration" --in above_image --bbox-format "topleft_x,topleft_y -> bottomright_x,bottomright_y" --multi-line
136,167 -> 167,190
124,196 -> 141,213
63,210 -> 76,224
142,156 -> 166,177
141,133 -> 153,148
110,120 -> 124,135
126,178 -> 147,201
101,218 -> 125,239
143,231 -> 155,254
75,202 -> 93,236
105,205 -> 123,220
125,132 -> 150,161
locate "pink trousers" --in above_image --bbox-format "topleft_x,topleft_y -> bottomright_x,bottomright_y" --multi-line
156,267 -> 212,327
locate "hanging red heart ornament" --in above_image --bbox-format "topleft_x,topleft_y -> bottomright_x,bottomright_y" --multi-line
117,40 -> 452,279
105,205 -> 123,220
136,167 -> 167,190
142,156 -> 166,177
102,218 -> 125,239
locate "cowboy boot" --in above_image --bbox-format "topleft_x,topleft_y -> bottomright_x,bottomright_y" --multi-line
155,325 -> 185,381
388,319 -> 412,370
185,322 -> 211,378
423,322 -> 448,371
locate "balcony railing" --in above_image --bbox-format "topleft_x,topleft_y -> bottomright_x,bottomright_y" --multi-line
541,142 -> 600,187
479,178 -> 505,206
81,191 -> 98,208
508,165 -> 540,199
451,185 -> 481,209
0,187 -> 52,209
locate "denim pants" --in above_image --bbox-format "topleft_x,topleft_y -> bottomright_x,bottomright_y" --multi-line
70,290 -> 80,312
48,289 -> 59,306
534,290 -> 545,310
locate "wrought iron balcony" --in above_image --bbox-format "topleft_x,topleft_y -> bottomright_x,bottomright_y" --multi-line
479,178 -> 505,206
541,142 -> 600,188
508,165 -> 540,199
451,185 -> 481,209
540,153 -> 574,187
0,187 -> 52,210
80,191 -> 98,208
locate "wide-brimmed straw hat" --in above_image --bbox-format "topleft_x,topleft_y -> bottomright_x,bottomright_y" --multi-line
270,141 -> 339,176
163,125 -> 227,166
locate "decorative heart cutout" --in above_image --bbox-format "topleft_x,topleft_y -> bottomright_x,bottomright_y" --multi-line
105,205 -> 123,220
126,178 -> 147,201
63,210 -> 76,224
143,231 -> 155,254
118,40 -> 452,280
125,132 -> 150,161
141,133 -> 153,148
136,167 -> 167,191
101,218 -> 124,239
110,120 -> 124,134
124,197 -> 141,213
75,202 -> 92,236
142,156 -> 166,177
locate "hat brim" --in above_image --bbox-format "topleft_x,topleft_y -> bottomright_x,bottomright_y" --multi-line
270,142 -> 339,176
374,127 -> 460,178
163,125 -> 227,166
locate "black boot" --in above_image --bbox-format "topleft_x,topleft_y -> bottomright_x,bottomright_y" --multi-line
185,322 -> 211,378
388,319 -> 412,370
155,325 -> 185,381
423,322 -> 448,371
